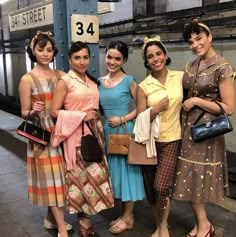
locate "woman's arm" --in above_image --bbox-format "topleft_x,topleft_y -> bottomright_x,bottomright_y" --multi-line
50,79 -> 68,118
183,77 -> 235,115
136,86 -> 147,115
19,75 -> 45,118
107,80 -> 137,127
125,80 -> 137,121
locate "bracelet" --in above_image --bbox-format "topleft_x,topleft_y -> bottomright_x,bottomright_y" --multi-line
120,117 -> 123,124
124,116 -> 127,123
121,116 -> 125,123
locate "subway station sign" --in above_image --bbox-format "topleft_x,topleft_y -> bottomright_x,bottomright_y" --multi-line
8,1 -> 53,32
71,14 -> 99,43
8,1 -> 114,32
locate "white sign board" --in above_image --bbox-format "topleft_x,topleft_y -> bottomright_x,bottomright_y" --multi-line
8,1 -> 113,32
8,1 -> 53,32
71,14 -> 99,43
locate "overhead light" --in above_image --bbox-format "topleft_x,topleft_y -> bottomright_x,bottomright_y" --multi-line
0,0 -> 10,4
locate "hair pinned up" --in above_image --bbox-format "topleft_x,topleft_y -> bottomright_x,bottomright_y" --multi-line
27,31 -> 57,62
142,36 -> 171,69
183,19 -> 211,42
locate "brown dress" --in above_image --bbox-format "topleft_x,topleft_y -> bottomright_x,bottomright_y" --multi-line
172,54 -> 235,203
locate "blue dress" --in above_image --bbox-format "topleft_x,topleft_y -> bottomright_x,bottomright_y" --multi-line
98,75 -> 145,201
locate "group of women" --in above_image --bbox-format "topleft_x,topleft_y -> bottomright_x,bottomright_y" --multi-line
18,19 -> 235,237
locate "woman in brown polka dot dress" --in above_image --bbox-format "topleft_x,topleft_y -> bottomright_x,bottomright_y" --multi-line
172,19 -> 235,237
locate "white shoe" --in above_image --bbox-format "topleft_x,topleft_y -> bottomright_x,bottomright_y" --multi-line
44,218 -> 72,231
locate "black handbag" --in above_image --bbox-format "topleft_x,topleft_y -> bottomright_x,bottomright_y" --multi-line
16,111 -> 51,146
81,121 -> 103,162
191,102 -> 233,142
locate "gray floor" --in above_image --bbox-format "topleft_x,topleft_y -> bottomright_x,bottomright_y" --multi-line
1,109 -> 236,237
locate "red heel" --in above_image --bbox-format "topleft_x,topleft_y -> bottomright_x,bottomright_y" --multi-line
78,222 -> 95,237
205,225 -> 215,237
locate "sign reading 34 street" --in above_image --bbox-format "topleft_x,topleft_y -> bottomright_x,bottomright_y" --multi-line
8,1 -> 53,32
71,14 -> 99,43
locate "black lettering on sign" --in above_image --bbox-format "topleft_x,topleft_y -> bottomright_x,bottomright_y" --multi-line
42,7 -> 46,20
76,22 -> 84,35
10,16 -> 16,28
22,13 -> 26,25
33,9 -> 37,22
87,22 -> 95,36
76,22 -> 95,36
29,11 -> 33,23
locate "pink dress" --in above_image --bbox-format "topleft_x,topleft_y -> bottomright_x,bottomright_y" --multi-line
60,70 -> 114,215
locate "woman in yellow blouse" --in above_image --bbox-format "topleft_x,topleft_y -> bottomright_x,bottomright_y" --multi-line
136,36 -> 183,237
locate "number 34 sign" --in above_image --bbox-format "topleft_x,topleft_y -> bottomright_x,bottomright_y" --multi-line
71,14 -> 99,43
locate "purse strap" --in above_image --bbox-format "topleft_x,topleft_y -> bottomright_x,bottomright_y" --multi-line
115,120 -> 128,134
193,102 -> 226,125
24,110 -> 42,127
82,120 -> 95,136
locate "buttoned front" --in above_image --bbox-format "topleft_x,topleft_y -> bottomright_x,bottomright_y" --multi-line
139,70 -> 184,142
62,70 -> 99,112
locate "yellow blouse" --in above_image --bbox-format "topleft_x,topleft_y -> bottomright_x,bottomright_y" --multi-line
139,70 -> 184,142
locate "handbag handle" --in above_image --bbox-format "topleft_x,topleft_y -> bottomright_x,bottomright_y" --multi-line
23,110 -> 43,130
115,120 -> 128,134
193,102 -> 226,125
82,120 -> 95,136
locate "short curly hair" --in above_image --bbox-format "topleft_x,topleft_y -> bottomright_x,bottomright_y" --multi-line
183,20 -> 210,42
27,33 -> 58,62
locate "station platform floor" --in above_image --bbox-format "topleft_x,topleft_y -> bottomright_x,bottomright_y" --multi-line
0,109 -> 236,237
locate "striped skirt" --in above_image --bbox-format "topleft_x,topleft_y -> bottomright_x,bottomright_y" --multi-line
27,141 -> 66,207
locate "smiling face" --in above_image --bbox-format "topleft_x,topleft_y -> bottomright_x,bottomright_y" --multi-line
145,45 -> 167,73
69,48 -> 90,74
105,48 -> 126,73
188,31 -> 212,58
33,41 -> 54,65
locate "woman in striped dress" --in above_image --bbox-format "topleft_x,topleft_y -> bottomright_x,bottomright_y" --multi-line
19,31 -> 70,237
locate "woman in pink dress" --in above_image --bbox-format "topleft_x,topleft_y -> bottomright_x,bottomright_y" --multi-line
51,41 -> 114,237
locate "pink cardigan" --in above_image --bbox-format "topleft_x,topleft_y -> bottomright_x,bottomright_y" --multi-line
52,110 -> 90,170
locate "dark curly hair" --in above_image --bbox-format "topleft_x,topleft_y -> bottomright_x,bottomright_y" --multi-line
183,21 -> 210,42
27,33 -> 58,62
143,41 -> 171,70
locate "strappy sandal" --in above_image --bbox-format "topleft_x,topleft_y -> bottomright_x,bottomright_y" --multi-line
78,222 -> 95,237
77,212 -> 95,237
109,215 -> 134,234
109,217 -> 121,227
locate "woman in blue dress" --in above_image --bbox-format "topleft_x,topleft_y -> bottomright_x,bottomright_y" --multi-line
98,40 -> 145,234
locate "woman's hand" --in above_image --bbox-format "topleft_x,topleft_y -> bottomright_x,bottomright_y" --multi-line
32,101 -> 45,113
108,116 -> 122,127
84,110 -> 98,121
154,96 -> 169,113
183,97 -> 196,111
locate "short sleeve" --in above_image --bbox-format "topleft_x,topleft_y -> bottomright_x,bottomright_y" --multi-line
218,62 -> 235,83
126,75 -> 136,87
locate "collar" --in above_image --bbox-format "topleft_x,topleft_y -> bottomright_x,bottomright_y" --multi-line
67,69 -> 88,85
146,70 -> 176,85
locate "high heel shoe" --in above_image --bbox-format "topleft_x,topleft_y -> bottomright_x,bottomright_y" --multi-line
78,222 -> 95,237
205,225 -> 215,237
109,215 -> 134,234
